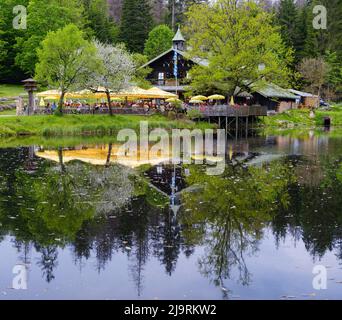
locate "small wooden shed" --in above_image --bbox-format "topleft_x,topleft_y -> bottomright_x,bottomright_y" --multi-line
288,89 -> 319,109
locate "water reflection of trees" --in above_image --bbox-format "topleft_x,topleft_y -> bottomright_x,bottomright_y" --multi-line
179,162 -> 295,295
0,147 -> 342,296
0,147 -> 136,282
272,155 -> 342,260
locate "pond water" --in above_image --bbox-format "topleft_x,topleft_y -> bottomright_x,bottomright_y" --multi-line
0,129 -> 342,300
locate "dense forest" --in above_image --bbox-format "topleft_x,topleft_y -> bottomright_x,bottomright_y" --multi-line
0,0 -> 341,100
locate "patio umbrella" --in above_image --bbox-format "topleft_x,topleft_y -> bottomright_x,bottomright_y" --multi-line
166,98 -> 182,103
208,94 -> 225,100
67,90 -> 108,100
111,97 -> 124,102
37,90 -> 62,100
147,87 -> 178,99
189,99 -> 203,104
191,95 -> 208,101
113,86 -> 157,100
230,96 -> 235,105
37,90 -> 80,100
39,98 -> 45,107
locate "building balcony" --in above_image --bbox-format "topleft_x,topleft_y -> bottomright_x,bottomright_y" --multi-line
148,78 -> 190,93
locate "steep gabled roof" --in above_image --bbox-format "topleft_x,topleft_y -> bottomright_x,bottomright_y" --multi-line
173,27 -> 186,42
140,48 -> 209,69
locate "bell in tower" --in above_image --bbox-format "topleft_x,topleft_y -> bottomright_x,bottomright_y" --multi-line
172,27 -> 186,51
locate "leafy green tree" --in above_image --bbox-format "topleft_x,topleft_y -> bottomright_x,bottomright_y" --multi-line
35,24 -> 99,114
325,51 -> 342,98
299,57 -> 328,102
165,0 -> 209,30
0,0 -> 29,81
185,0 -> 294,96
303,0 -> 342,59
293,3 -> 310,62
15,0 -> 86,76
144,25 -> 174,59
119,0 -> 154,52
132,53 -> 152,88
82,0 -> 119,44
277,0 -> 306,65
277,0 -> 298,48
0,18 -> 6,66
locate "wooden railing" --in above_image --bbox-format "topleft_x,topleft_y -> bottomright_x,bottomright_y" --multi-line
149,78 -> 190,86
32,105 -> 267,117
187,105 -> 267,117
33,107 -> 157,115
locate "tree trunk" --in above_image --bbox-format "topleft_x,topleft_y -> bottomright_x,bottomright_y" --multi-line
171,0 -> 175,31
317,86 -> 321,108
106,91 -> 113,116
58,147 -> 66,173
57,91 -> 66,115
106,143 -> 113,167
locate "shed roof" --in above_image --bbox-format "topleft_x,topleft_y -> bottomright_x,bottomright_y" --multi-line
288,89 -> 317,97
252,83 -> 299,100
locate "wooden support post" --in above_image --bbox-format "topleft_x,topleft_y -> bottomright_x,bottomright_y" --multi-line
226,117 -> 228,133
246,116 -> 249,137
235,116 -> 238,140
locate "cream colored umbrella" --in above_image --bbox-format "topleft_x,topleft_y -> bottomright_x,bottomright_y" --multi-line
36,90 -> 62,99
147,87 -> 178,99
191,95 -> 208,101
208,94 -> 225,100
166,98 -> 182,103
111,97 -> 124,102
39,98 -> 45,107
70,89 -> 107,99
36,90 -> 76,100
37,90 -> 60,97
189,99 -> 204,104
113,86 -> 157,100
230,96 -> 235,105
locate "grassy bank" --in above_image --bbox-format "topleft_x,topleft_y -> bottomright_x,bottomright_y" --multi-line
0,84 -> 26,98
0,114 -> 213,137
261,105 -> 342,128
0,109 -> 16,116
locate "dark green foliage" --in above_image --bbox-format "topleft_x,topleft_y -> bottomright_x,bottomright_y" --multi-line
144,24 -> 174,59
0,0 -> 30,82
15,0 -> 87,76
119,0 -> 154,52
82,0 -> 119,44
165,0 -> 209,30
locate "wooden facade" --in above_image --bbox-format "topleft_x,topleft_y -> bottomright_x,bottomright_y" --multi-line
142,27 -> 204,97
145,49 -> 195,93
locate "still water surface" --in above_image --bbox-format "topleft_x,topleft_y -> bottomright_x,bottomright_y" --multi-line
0,130 -> 341,300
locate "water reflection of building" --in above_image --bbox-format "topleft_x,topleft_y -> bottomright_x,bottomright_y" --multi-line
1,140 -> 342,298
36,145 -> 171,168
275,134 -> 330,158
271,134 -> 330,187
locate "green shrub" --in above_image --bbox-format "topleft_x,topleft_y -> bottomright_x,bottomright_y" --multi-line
187,109 -> 202,120
167,111 -> 176,120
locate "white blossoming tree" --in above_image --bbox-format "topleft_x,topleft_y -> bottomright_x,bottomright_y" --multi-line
90,41 -> 135,116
